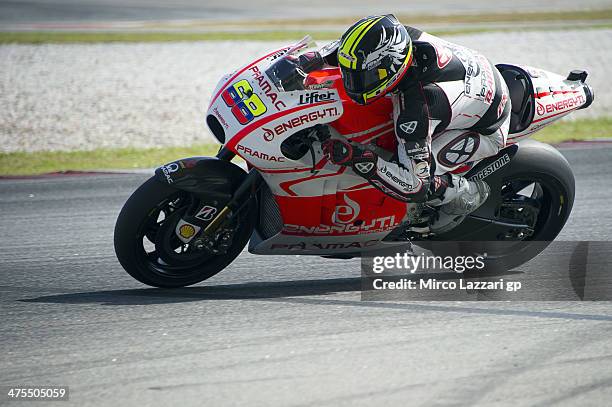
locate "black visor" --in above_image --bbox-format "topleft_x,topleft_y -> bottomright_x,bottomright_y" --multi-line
342,68 -> 386,95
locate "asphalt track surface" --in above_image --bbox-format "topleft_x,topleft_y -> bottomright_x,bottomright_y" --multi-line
2,0 -> 611,23
1,144 -> 612,406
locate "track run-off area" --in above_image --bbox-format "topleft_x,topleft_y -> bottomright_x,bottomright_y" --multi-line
1,144 -> 612,406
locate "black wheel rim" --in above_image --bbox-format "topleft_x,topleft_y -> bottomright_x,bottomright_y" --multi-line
473,172 -> 566,262
133,193 -> 217,279
496,176 -> 547,241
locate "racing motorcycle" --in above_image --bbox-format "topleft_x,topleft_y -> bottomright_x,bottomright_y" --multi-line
114,37 -> 594,287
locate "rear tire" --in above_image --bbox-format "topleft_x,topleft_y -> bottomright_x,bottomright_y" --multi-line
433,140 -> 575,272
114,177 -> 256,288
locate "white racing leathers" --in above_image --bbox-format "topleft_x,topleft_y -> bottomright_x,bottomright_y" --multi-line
366,27 -> 511,204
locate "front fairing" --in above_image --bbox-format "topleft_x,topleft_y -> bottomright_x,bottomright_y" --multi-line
205,37 -> 344,170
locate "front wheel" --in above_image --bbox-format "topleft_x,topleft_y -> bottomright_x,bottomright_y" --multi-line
114,177 -> 256,288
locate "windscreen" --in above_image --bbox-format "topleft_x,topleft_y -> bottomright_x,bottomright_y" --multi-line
265,36 -> 324,92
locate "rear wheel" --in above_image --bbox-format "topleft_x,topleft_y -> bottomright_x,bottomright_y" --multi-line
433,140 -> 575,271
114,177 -> 256,287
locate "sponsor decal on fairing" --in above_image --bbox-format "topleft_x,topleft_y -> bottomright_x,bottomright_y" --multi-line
282,195 -> 400,236
262,127 -> 275,142
536,95 -> 586,116
236,144 -> 286,162
271,240 -> 380,251
307,80 -> 335,90
260,106 -> 341,138
222,79 -> 267,125
248,66 -> 287,110
469,154 -> 511,181
161,162 -> 179,184
213,107 -> 230,129
266,47 -> 292,62
195,205 -> 218,222
298,91 -> 335,105
332,195 -> 360,225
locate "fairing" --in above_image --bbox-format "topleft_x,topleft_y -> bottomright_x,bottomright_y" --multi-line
204,38 -> 591,255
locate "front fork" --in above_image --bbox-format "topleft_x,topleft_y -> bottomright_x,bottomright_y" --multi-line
213,148 -> 262,220
216,146 -> 236,161
176,147 -> 261,251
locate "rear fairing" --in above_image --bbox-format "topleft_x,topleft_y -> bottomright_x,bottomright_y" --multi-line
503,64 -> 592,141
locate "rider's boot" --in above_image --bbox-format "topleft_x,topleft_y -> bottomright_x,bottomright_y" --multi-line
428,173 -> 490,234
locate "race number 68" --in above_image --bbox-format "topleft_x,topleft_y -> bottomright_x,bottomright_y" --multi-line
222,80 -> 267,124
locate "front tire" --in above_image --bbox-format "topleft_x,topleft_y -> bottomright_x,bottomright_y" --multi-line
114,177 -> 256,288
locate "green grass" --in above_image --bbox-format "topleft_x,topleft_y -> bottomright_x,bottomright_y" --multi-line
0,31 -> 345,44
266,9 -> 612,26
0,144 -> 222,176
533,117 -> 612,144
1,24 -> 611,44
127,9 -> 612,28
0,23 -> 612,44
1,118 -> 609,176
1,8 -> 611,44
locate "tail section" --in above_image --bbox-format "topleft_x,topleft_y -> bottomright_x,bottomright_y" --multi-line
497,64 -> 594,141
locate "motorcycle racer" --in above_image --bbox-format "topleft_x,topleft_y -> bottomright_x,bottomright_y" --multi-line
116,13 -> 590,286
321,14 -> 511,234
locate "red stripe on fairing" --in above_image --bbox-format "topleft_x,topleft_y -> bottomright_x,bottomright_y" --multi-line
210,46 -> 290,106
225,101 -> 335,151
349,123 -> 395,143
261,157 -> 329,174
534,90 -> 579,98
451,163 -> 473,174
279,166 -> 347,196
458,113 -> 482,119
343,182 -> 372,191
508,105 -> 581,140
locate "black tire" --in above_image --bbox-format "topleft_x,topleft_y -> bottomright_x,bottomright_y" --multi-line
432,140 -> 575,272
114,176 -> 256,288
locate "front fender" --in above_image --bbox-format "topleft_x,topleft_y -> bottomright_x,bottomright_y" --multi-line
155,156 -> 247,196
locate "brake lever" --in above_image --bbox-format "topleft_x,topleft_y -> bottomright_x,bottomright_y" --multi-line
309,125 -> 331,173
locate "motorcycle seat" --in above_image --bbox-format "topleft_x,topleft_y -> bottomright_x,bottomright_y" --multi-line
497,64 -> 535,134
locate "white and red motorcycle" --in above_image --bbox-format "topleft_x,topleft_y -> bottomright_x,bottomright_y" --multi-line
114,37 -> 594,287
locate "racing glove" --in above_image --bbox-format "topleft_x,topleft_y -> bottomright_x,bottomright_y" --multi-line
322,139 -> 377,177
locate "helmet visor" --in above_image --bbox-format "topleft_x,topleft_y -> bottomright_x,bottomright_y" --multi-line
342,68 -> 387,96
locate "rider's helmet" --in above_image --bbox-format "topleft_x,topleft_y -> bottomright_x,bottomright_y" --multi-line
337,14 -> 413,105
